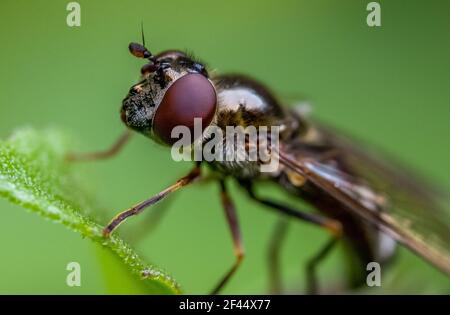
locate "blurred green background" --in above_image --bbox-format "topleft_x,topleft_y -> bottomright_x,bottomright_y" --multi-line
0,0 -> 449,294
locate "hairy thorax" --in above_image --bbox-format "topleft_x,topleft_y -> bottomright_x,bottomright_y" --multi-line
203,74 -> 301,179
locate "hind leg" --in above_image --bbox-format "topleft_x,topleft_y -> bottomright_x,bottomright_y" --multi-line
306,236 -> 340,294
242,182 -> 343,294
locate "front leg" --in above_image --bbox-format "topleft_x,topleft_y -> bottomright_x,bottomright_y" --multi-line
103,165 -> 201,237
66,130 -> 132,162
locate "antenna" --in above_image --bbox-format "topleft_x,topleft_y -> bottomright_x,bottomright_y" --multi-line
129,22 -> 156,62
141,21 -> 146,47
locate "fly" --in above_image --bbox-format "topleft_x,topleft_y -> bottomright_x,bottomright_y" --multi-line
68,34 -> 450,294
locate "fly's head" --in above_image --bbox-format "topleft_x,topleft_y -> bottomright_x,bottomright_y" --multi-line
121,42 -> 217,145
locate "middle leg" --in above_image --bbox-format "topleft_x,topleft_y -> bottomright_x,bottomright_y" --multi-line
210,180 -> 245,295
267,218 -> 290,294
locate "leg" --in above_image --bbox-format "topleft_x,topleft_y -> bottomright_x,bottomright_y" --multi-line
244,184 -> 342,235
210,180 -> 244,295
267,218 -> 289,294
306,236 -> 339,294
66,130 -> 132,162
103,166 -> 201,237
242,183 -> 342,294
124,193 -> 176,244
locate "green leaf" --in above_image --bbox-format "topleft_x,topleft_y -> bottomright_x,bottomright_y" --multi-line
0,127 -> 180,294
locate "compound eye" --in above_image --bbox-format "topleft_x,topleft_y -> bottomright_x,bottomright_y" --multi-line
153,73 -> 217,145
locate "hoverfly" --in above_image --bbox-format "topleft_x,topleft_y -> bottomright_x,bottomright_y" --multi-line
69,33 -> 450,294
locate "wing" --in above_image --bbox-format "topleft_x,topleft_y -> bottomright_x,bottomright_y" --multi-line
277,122 -> 450,275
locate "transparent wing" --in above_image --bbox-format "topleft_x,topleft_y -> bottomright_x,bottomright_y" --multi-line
278,125 -> 450,275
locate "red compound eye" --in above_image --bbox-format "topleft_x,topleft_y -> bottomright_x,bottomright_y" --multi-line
153,73 -> 217,145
